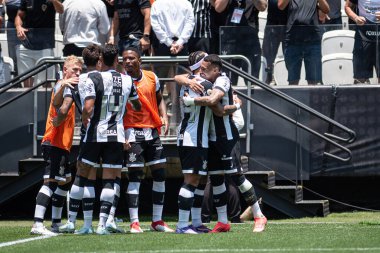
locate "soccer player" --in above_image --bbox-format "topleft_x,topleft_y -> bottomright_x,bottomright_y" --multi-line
56,44 -> 103,234
122,47 -> 174,233
79,44 -> 141,235
30,55 -> 83,235
175,51 -> 214,234
183,54 -> 267,233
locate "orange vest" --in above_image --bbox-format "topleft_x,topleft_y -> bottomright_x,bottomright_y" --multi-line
42,88 -> 75,151
123,70 -> 162,129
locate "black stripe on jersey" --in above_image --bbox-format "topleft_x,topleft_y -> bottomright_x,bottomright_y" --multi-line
86,72 -> 104,142
70,85 -> 83,115
107,72 -> 123,142
196,106 -> 206,147
179,113 -> 191,147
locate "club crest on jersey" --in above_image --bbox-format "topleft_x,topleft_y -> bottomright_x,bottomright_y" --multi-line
129,153 -> 137,162
41,4 -> 47,12
202,160 -> 208,170
59,166 -> 65,176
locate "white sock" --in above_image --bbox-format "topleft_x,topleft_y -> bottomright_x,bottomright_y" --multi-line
178,209 -> 190,229
191,207 -> 202,227
129,208 -> 139,223
216,205 -> 228,224
252,201 -> 264,218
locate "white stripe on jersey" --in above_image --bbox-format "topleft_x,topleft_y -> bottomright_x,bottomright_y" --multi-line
177,76 -> 212,148
209,74 -> 235,141
125,128 -> 155,142
81,70 -> 138,143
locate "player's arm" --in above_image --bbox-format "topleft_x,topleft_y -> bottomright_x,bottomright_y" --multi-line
174,74 -> 204,94
52,96 -> 74,127
52,79 -> 77,109
183,88 -> 224,107
130,98 -> 142,111
82,98 -> 95,128
157,91 -> 169,135
209,95 -> 242,117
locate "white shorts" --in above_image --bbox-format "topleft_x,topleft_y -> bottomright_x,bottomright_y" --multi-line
17,45 -> 56,86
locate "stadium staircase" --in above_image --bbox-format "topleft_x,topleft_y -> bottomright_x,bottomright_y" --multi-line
242,157 -> 330,217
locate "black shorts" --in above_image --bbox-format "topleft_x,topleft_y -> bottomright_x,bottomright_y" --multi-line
42,144 -> 71,182
125,137 -> 166,167
353,39 -> 380,79
79,142 -> 124,169
178,146 -> 208,175
208,140 -> 238,175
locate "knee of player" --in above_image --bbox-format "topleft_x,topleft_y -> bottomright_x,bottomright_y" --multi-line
128,169 -> 144,182
151,167 -> 166,182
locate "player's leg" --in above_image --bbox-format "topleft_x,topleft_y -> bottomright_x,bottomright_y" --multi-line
125,141 -> 145,233
31,145 -> 60,235
51,149 -> 72,232
191,175 -> 211,233
146,137 -> 173,232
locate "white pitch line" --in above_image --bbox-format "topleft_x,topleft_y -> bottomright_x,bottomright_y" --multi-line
0,234 -> 58,248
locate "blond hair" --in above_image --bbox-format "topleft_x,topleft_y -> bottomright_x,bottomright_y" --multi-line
64,55 -> 83,67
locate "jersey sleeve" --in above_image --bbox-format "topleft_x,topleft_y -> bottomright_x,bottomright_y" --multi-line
213,75 -> 230,93
53,82 -> 63,96
154,73 -> 161,92
83,76 -> 96,100
63,87 -> 72,98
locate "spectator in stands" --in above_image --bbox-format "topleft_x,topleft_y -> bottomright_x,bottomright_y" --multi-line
15,0 -> 64,87
5,0 -> 21,76
60,0 -> 110,57
0,0 -> 4,29
188,0 -> 213,53
150,0 -> 195,56
262,0 -> 287,85
345,0 -> 380,84
278,0 -> 330,85
212,0 -> 267,82
108,0 -> 151,55
30,55 -> 82,235
320,0 -> 343,32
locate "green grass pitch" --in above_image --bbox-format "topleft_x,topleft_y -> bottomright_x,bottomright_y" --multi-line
1,212 -> 380,253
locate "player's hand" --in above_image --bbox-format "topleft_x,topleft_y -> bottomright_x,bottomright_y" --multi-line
51,117 -> 60,127
189,78 -> 204,94
182,93 -> 195,106
62,77 -> 79,88
123,140 -> 131,151
161,114 -> 169,136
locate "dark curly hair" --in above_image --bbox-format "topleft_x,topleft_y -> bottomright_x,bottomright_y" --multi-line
102,44 -> 119,67
82,44 -> 102,67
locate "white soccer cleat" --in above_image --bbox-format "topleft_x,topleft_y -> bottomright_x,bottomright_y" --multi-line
74,226 -> 94,235
58,221 -> 75,233
106,219 -> 125,233
96,225 -> 111,235
31,224 -> 57,236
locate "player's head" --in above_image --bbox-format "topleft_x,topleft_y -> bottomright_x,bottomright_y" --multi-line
82,44 -> 102,69
101,44 -> 119,67
63,55 -> 83,79
188,51 -> 208,74
200,54 -> 222,83
122,47 -> 141,78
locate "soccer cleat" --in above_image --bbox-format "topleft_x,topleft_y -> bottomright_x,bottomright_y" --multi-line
50,222 -> 62,233
190,224 -> 211,233
106,219 -> 125,233
74,226 -> 94,235
58,221 -> 75,233
96,226 -> 111,235
31,224 -> 57,236
130,222 -> 143,233
150,220 -> 174,233
253,216 -> 267,233
211,222 -> 231,233
175,226 -> 198,234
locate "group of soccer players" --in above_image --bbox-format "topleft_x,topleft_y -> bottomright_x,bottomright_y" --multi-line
30,44 -> 267,236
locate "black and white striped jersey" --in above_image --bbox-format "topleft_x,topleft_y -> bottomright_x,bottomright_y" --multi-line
177,75 -> 213,148
189,0 -> 212,39
209,73 -> 239,142
80,70 -> 139,143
